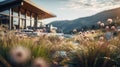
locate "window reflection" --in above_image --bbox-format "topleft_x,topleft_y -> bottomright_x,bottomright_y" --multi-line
26,11 -> 30,27
21,9 -> 25,18
0,14 -> 9,27
12,7 -> 18,17
0,10 -> 9,15
20,19 -> 25,29
13,17 -> 18,25
0,7 -> 38,29
13,17 -> 19,29
31,13 -> 35,27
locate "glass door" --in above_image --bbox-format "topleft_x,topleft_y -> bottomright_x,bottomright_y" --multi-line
20,19 -> 26,29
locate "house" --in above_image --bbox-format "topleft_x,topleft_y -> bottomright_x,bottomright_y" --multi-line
0,0 -> 56,30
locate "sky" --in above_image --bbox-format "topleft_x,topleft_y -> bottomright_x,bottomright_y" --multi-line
33,0 -> 120,24
0,0 -> 120,24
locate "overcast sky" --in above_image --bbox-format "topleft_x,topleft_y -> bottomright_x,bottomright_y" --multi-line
1,0 -> 120,24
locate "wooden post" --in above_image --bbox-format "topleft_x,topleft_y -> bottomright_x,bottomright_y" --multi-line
9,8 -> 12,30
30,12 -> 32,27
18,7 -> 21,29
34,14 -> 38,29
11,9 -> 13,30
36,15 -> 38,29
25,9 -> 27,29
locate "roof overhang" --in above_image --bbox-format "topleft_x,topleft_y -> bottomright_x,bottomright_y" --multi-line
0,0 -> 56,19
0,0 -> 23,11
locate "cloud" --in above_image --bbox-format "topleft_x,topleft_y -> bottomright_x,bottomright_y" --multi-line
62,0 -> 120,11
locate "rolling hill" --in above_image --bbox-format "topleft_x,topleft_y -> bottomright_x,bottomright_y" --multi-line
49,7 -> 120,33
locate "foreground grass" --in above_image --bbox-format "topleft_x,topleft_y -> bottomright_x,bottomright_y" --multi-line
0,31 -> 120,67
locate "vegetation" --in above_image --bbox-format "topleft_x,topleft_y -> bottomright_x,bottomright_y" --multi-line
0,30 -> 119,67
0,31 -> 74,67
0,18 -> 120,67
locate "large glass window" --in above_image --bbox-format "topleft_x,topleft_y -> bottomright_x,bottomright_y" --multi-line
13,17 -> 18,25
13,17 -> 19,29
0,10 -> 9,15
0,14 -> 9,28
20,19 -> 25,29
13,12 -> 18,17
12,7 -> 18,17
38,20 -> 42,27
20,9 -> 26,29
26,11 -> 30,28
31,13 -> 35,27
21,9 -> 25,19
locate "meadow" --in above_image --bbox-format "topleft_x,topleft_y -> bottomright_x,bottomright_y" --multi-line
0,18 -> 120,67
0,31 -> 119,67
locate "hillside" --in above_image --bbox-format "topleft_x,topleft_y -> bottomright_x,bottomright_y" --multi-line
49,7 -> 120,33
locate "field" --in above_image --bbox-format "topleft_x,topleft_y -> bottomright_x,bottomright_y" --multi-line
0,29 -> 120,67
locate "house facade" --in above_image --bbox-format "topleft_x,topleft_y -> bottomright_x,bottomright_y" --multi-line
0,0 -> 55,30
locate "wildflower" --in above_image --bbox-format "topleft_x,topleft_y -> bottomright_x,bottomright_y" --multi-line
100,23 -> 105,27
86,38 -> 89,41
59,36 -> 64,40
79,32 -> 82,35
84,32 -> 87,35
90,37 -> 94,41
105,26 -> 109,29
73,29 -> 77,33
32,58 -> 49,67
86,31 -> 89,34
9,46 -> 31,64
107,18 -> 113,24
98,36 -> 105,45
98,41 -> 104,46
111,26 -> 116,30
97,21 -> 102,25
91,30 -> 95,34
99,36 -> 104,41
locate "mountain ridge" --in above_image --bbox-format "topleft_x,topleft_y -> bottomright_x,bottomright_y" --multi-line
49,7 -> 120,33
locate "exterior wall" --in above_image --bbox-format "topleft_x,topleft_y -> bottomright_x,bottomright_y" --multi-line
0,10 -> 10,29
12,6 -> 38,29
0,6 -> 38,30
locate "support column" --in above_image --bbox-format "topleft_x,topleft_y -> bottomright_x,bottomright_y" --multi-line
36,16 -> 38,29
11,9 -> 13,30
18,7 -> 21,29
9,8 -> 12,30
30,12 -> 32,27
34,14 -> 38,29
25,9 -> 27,29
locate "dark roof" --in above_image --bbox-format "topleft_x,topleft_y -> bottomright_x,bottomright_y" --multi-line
0,0 -> 22,5
0,0 -> 56,19
0,0 -> 23,11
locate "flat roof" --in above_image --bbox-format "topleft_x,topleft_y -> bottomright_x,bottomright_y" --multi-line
0,0 -> 56,19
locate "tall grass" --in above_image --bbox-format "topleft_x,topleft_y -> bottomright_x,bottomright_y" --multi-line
68,38 -> 120,67
0,31 -> 120,67
0,31 -> 73,67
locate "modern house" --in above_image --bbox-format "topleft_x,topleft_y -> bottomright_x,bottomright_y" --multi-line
0,0 -> 56,30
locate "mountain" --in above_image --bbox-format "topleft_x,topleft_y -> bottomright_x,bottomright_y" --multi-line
49,7 -> 120,33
